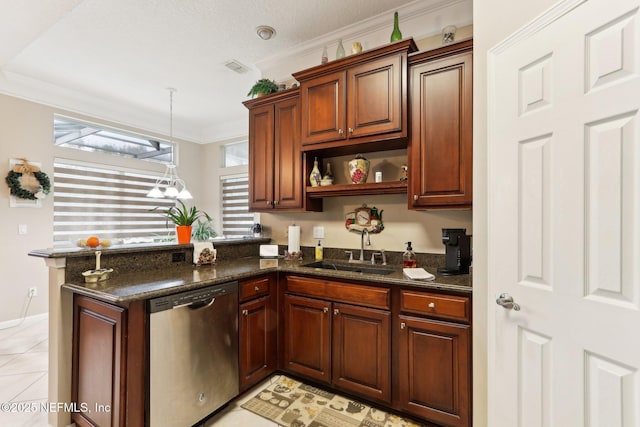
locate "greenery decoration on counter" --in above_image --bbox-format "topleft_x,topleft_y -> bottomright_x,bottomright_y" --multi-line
247,78 -> 279,98
157,199 -> 211,226
192,219 -> 217,241
5,159 -> 51,200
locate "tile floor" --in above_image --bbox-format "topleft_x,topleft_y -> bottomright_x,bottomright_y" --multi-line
0,315 -> 49,427
0,315 -> 277,426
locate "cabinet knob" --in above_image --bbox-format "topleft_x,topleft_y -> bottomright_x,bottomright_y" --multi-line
338,129 -> 344,136
254,286 -> 260,292
348,128 -> 354,134
242,309 -> 248,316
323,307 -> 329,313
413,195 -> 419,201
400,322 -> 406,330
333,309 -> 339,315
428,302 -> 436,309
273,200 -> 278,205
266,200 -> 272,205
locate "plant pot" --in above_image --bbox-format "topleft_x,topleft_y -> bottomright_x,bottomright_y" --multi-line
176,225 -> 192,244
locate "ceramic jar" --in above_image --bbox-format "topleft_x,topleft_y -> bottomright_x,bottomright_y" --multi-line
348,154 -> 370,184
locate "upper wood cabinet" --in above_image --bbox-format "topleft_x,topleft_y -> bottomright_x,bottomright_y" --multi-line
244,90 -> 320,212
293,39 -> 417,156
408,40 -> 473,209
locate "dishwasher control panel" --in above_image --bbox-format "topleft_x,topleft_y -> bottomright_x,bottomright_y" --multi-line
148,281 -> 238,313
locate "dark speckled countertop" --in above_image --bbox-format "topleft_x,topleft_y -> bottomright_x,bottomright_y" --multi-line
61,256 -> 472,304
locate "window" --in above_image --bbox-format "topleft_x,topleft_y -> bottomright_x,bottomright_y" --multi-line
222,141 -> 248,167
220,175 -> 253,237
53,160 -> 175,247
54,115 -> 174,164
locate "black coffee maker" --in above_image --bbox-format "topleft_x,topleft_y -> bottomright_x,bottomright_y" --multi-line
437,228 -> 471,275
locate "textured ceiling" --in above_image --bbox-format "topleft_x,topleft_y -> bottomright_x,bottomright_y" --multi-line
0,0 -> 470,143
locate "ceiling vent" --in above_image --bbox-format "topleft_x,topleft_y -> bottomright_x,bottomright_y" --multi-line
224,60 -> 250,74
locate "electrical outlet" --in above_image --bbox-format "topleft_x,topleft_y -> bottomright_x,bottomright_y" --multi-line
28,287 -> 37,297
313,226 -> 325,239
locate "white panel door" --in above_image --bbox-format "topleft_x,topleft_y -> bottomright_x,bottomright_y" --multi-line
488,0 -> 640,425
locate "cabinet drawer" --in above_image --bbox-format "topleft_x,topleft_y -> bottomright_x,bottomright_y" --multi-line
400,290 -> 470,323
286,275 -> 390,310
240,276 -> 271,302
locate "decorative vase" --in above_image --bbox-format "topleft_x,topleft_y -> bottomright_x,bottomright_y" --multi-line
309,157 -> 322,187
321,46 -> 328,64
321,162 -> 334,186
348,154 -> 370,184
390,11 -> 402,42
336,39 -> 345,59
176,225 -> 192,244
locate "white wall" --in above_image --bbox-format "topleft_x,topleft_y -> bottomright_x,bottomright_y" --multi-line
0,93 -> 204,324
472,0 -> 560,425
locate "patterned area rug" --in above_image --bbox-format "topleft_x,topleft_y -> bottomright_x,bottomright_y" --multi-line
242,375 -> 424,427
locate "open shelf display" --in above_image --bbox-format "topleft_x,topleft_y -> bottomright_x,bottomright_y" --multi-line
306,181 -> 407,198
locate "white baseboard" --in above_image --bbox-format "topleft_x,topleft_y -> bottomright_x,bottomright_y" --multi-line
0,312 -> 48,330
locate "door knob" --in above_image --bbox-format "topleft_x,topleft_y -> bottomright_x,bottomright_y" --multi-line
496,293 -> 520,311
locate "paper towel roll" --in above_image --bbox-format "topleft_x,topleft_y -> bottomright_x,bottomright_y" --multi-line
288,225 -> 300,254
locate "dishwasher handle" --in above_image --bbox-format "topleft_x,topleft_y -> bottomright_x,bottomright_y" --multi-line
173,297 -> 216,310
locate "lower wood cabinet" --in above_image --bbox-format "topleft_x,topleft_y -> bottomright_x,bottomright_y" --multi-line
396,290 -> 471,427
239,275 -> 277,391
71,295 -> 145,427
332,302 -> 391,403
282,276 -> 392,404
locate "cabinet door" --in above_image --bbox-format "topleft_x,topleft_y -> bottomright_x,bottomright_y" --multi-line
348,54 -> 404,140
248,104 -> 275,210
283,294 -> 331,383
239,295 -> 276,391
332,303 -> 391,404
300,71 -> 346,146
274,96 -> 303,209
397,315 -> 471,427
72,295 -> 126,427
409,51 -> 472,208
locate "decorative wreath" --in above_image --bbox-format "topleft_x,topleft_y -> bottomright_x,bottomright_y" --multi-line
5,160 -> 51,200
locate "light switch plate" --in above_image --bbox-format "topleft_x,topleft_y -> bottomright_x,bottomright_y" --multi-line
313,226 -> 325,239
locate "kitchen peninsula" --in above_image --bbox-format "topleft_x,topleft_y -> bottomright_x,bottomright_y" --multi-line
31,239 -> 471,427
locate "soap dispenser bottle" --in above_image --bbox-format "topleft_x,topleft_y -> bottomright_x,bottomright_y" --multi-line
315,240 -> 324,261
403,242 -> 417,268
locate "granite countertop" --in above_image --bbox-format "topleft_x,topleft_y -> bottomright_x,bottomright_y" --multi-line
61,256 -> 472,304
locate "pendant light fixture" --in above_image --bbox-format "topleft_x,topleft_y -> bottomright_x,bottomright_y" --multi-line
146,88 -> 192,200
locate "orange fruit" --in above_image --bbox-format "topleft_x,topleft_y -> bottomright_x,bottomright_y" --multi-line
86,236 -> 100,248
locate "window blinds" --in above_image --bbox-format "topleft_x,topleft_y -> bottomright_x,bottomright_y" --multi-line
221,175 -> 252,237
53,161 -> 176,246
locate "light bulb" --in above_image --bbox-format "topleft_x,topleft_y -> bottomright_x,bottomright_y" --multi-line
164,186 -> 179,198
177,188 -> 193,200
146,186 -> 163,198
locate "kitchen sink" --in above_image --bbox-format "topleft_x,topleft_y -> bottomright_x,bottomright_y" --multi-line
303,261 -> 395,276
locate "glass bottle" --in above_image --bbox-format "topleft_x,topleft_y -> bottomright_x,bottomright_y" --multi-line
309,157 -> 321,187
402,241 -> 417,268
390,11 -> 402,42
315,240 -> 323,260
336,39 -> 345,59
321,46 -> 328,64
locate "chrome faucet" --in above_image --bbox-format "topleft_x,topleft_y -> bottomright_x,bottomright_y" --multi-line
359,228 -> 370,262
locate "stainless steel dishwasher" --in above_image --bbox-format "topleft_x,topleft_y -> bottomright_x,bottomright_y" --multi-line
149,281 -> 239,427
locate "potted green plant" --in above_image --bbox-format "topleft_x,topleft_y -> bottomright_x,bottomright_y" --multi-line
158,200 -> 211,244
247,78 -> 279,98
192,218 -> 217,241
